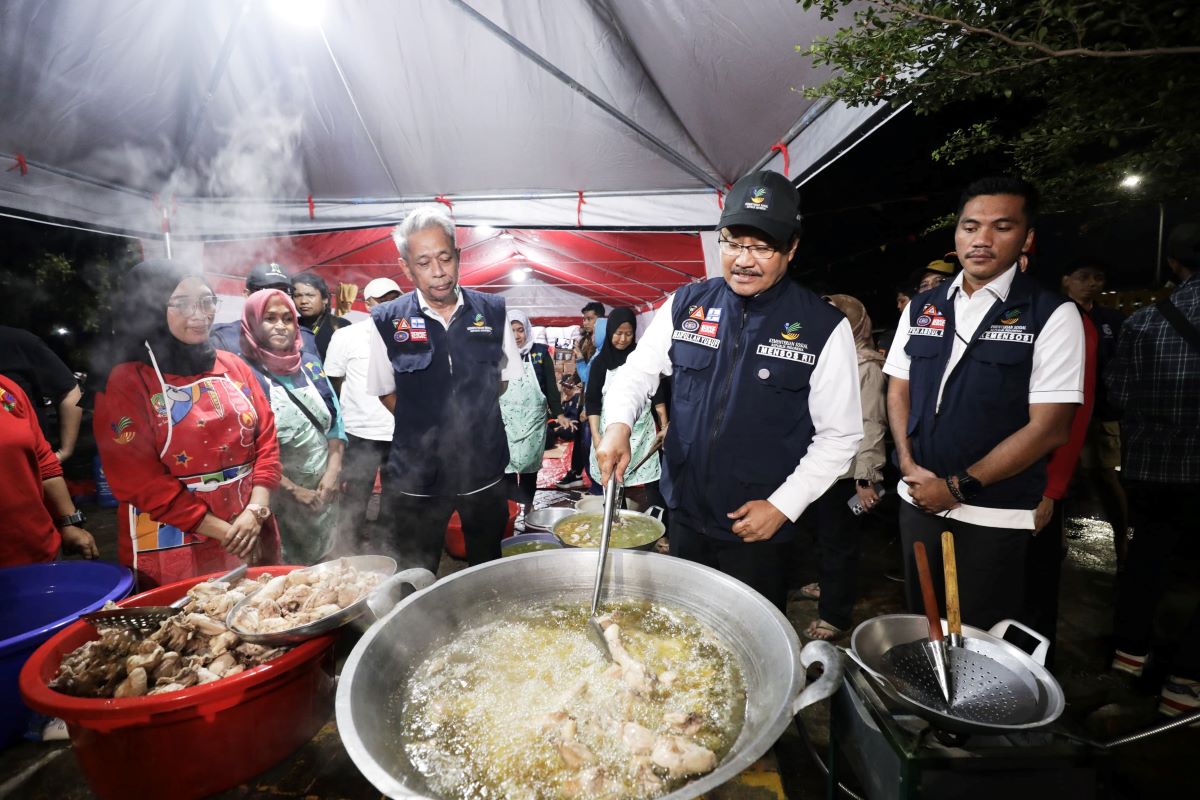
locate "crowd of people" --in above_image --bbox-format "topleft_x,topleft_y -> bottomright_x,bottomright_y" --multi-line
1,172 -> 1197,722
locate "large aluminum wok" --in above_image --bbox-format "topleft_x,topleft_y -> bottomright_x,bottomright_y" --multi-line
337,549 -> 842,799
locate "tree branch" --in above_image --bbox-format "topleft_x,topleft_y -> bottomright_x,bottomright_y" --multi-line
883,2 -> 1200,58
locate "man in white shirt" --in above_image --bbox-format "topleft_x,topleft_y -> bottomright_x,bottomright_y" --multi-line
325,277 -> 402,551
885,177 -> 1085,630
365,207 -> 523,573
595,171 -> 863,610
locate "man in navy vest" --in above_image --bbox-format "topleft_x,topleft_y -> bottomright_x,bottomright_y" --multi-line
365,206 -> 523,574
884,177 -> 1085,631
596,171 -> 863,610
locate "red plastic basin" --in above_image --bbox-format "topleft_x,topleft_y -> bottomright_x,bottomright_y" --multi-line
444,499 -> 519,560
19,566 -> 337,800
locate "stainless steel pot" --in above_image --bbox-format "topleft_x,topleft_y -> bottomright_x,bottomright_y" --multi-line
553,506 -> 666,550
846,615 -> 1065,735
336,549 -> 842,800
522,506 -> 577,532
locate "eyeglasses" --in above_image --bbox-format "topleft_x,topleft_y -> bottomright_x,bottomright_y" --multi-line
717,238 -> 778,260
167,295 -> 220,316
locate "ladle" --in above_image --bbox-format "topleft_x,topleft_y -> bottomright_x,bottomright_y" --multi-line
586,473 -> 619,662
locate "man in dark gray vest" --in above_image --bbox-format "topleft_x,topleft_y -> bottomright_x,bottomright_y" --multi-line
596,171 -> 863,610
366,206 -> 522,574
884,177 -> 1085,631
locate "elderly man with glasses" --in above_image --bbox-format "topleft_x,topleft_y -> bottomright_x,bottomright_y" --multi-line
596,170 -> 863,610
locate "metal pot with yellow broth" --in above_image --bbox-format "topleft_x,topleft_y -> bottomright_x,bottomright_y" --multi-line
335,549 -> 841,800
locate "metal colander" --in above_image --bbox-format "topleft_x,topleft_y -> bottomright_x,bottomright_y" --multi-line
880,640 -> 1039,725
846,615 -> 1064,735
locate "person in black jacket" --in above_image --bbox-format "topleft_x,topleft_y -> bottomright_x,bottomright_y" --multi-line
292,272 -> 350,360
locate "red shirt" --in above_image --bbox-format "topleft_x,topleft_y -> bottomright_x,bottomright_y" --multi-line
1044,311 -> 1098,500
0,376 -> 63,566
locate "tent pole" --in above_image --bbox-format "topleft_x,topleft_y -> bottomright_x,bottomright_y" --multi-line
457,258 -> 646,306
317,26 -> 402,197
749,98 -> 836,176
569,231 -> 699,282
443,0 -> 724,190
176,1 -> 251,171
514,237 -> 677,299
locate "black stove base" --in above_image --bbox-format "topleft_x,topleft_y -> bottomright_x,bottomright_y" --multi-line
826,667 -> 1110,800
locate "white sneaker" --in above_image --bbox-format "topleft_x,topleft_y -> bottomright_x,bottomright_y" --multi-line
42,717 -> 69,741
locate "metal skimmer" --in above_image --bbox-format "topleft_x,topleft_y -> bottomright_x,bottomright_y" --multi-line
881,640 -> 1038,725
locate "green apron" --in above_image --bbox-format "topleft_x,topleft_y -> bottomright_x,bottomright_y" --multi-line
500,358 -> 548,475
590,365 -> 662,487
268,377 -> 338,565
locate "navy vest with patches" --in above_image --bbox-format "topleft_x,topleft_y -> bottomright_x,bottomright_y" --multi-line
663,277 -> 843,542
904,270 -> 1071,510
371,289 -> 509,495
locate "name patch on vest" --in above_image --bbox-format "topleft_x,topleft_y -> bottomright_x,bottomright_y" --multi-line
755,344 -> 816,364
676,306 -> 722,346
979,329 -> 1034,343
911,303 -> 946,336
672,330 -> 721,349
979,307 -> 1033,342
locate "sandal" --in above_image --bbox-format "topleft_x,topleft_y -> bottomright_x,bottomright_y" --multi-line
798,582 -> 821,601
803,619 -> 846,642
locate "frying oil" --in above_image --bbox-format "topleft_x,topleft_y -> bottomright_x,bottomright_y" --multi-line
390,600 -> 745,800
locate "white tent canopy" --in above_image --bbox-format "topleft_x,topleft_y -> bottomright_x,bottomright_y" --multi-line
0,0 -> 882,240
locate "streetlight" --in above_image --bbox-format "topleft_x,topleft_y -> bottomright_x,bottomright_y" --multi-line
1120,174 -> 1142,189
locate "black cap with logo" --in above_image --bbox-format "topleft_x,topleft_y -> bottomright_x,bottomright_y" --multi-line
246,262 -> 292,292
717,170 -> 802,245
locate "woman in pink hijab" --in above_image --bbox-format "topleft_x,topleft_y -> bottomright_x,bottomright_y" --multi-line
241,290 -> 346,565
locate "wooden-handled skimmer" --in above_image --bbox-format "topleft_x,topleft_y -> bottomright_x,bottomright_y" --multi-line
942,531 -> 963,649
913,541 -> 951,705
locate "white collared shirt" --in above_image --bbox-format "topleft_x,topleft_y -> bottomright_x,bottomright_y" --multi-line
603,292 -> 863,523
365,287 -> 522,396
883,264 -> 1085,528
323,319 -> 395,441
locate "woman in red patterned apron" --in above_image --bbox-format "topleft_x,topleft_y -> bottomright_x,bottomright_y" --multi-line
93,260 -> 282,588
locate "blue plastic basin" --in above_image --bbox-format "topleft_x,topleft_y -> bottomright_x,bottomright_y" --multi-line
0,561 -> 133,746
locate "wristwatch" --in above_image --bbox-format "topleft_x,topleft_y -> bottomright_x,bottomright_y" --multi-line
56,510 -> 86,528
952,471 -> 984,502
245,503 -> 272,522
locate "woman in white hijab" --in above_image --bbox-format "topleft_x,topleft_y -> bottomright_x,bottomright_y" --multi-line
499,309 -> 573,523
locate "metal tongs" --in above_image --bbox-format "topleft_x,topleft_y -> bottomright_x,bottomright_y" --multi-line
913,541 -> 951,705
83,564 -> 248,633
586,473 -> 620,662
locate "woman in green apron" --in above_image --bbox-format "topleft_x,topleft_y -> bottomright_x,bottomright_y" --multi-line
500,310 -> 572,523
586,308 -> 668,504
242,289 -> 347,565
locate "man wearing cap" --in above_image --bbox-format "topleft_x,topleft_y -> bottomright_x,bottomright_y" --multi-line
324,278 -> 402,551
884,177 -> 1084,631
916,256 -> 957,294
1106,221 -> 1200,716
595,171 -> 863,610
209,262 -> 318,354
366,207 -> 523,574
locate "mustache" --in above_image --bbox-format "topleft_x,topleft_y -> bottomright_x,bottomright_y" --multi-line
967,249 -> 996,258
731,267 -> 763,276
